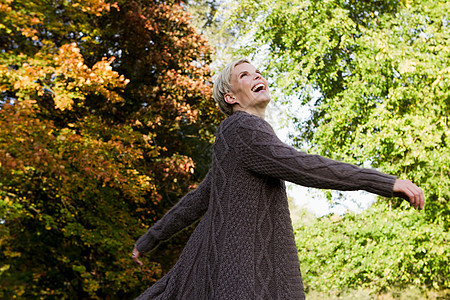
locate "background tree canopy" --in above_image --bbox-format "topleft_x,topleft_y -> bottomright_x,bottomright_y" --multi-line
0,0 -> 222,298
224,0 -> 449,223
1,0 -> 449,298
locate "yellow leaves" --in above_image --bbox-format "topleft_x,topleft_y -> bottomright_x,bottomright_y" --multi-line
54,92 -> 74,111
56,43 -> 83,66
374,37 -> 391,61
398,60 -> 417,74
29,17 -> 41,25
3,42 -> 130,110
0,0 -> 43,42
74,0 -> 119,16
432,66 -> 450,90
93,58 -> 113,72
0,0 -> 220,294
0,0 -> 13,13
401,0 -> 412,7
142,134 -> 154,145
20,27 -> 39,40
12,76 -> 29,90
2,249 -> 21,259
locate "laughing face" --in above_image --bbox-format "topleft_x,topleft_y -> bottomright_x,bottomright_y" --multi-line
225,63 -> 270,114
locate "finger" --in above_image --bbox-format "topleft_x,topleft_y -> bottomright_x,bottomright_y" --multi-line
420,190 -> 425,210
134,258 -> 143,266
410,186 -> 424,210
132,255 -> 143,266
132,250 -> 143,266
411,186 -> 421,209
393,179 -> 425,210
417,187 -> 425,210
409,187 -> 419,209
398,180 -> 418,209
409,186 -> 418,209
412,184 -> 425,210
403,185 -> 419,209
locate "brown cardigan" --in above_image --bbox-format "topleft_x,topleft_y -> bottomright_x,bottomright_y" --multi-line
135,110 -> 396,299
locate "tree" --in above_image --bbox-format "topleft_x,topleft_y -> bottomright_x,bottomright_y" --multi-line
0,0 -> 222,298
220,0 -> 449,294
222,0 -> 449,224
294,204 -> 449,295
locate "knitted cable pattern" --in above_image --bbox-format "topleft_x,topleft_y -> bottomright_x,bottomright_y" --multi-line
135,111 -> 396,300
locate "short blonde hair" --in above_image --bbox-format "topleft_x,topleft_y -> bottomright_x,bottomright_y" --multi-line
213,58 -> 250,116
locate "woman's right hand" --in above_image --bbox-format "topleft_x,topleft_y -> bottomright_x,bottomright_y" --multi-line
132,246 -> 144,266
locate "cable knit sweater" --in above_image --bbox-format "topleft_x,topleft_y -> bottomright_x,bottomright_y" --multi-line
135,111 -> 396,300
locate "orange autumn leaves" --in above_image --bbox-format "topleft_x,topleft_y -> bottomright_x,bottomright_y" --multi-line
2,42 -> 129,110
1,0 -> 221,298
1,0 -> 127,111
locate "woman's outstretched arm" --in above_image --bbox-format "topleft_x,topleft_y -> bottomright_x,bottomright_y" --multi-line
236,114 -> 424,209
132,170 -> 212,265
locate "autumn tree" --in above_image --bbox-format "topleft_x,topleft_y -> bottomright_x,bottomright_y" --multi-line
0,0 -> 222,298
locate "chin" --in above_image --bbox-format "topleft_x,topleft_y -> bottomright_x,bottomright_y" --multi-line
260,96 -> 271,104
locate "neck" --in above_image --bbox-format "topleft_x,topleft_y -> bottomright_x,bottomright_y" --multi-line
234,106 -> 266,119
233,99 -> 269,119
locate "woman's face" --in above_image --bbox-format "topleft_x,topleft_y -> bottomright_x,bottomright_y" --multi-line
225,63 -> 270,111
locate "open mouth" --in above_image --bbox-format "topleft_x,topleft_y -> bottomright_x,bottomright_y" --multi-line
251,83 -> 266,93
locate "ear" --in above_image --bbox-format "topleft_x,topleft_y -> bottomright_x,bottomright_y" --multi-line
224,93 -> 238,105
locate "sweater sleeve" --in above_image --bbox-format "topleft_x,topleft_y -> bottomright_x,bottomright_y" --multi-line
135,170 -> 212,254
236,114 -> 396,197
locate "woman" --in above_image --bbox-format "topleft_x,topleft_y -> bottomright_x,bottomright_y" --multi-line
132,59 -> 424,299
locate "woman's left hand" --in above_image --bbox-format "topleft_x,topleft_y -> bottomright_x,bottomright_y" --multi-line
393,179 -> 425,210
132,246 -> 144,266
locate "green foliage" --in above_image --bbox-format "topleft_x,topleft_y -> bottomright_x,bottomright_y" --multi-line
294,203 -> 449,295
0,0 -> 222,298
305,285 -> 450,300
222,1 -> 449,294
223,0 -> 449,225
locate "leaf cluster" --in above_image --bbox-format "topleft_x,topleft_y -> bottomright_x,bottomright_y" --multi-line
0,0 -> 222,298
294,203 -> 449,295
223,0 -> 449,225
223,0 -> 449,294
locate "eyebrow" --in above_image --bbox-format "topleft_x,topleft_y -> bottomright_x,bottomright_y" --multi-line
238,69 -> 261,76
